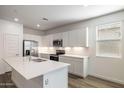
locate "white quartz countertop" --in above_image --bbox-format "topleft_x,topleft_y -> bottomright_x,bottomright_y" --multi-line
2,57 -> 69,80
59,54 -> 88,58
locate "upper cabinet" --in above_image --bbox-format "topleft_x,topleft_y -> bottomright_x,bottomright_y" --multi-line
42,27 -> 88,47
68,30 -> 77,47
48,34 -> 53,47
68,27 -> 88,47
53,33 -> 62,40
62,31 -> 69,47
42,34 -> 53,47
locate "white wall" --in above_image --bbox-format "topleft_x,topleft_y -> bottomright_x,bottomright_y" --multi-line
24,27 -> 45,36
23,34 -> 42,47
23,27 -> 45,47
45,10 -> 124,84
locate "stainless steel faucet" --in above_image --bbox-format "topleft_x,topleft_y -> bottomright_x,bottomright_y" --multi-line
29,49 -> 33,61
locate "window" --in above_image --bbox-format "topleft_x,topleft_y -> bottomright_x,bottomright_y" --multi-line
96,22 -> 122,58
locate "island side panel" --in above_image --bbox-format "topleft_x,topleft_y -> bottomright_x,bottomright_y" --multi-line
11,69 -> 44,88
11,66 -> 68,88
43,67 -> 68,88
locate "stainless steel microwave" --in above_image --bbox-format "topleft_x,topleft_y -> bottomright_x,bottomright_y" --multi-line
53,39 -> 63,47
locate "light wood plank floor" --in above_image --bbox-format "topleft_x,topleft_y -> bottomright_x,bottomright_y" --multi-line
0,72 -> 124,88
68,74 -> 124,88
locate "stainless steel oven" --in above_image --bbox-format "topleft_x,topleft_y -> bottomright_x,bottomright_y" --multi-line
50,50 -> 65,61
50,54 -> 59,61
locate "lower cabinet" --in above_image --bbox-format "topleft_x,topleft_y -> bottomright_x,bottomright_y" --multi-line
59,56 -> 88,78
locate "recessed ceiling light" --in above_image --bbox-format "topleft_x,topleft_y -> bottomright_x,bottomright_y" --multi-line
37,24 -> 40,28
14,18 -> 19,22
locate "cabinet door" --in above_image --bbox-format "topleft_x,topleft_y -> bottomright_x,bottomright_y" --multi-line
42,35 -> 49,47
67,61 -> 74,73
43,67 -> 68,88
48,34 -> 53,47
59,57 -> 74,73
42,36 -> 46,47
68,28 -> 87,47
53,33 -> 62,40
62,32 -> 69,47
77,29 -> 86,47
74,61 -> 83,76
42,35 -> 53,47
68,30 -> 77,47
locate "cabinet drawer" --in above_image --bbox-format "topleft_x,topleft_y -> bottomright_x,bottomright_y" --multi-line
59,56 -> 83,62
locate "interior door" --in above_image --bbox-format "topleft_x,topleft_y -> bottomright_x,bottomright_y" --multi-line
3,33 -> 20,72
4,33 -> 19,58
0,32 -> 2,58
0,32 -> 5,74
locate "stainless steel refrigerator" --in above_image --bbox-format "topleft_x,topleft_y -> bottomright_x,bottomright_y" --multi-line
23,40 -> 38,57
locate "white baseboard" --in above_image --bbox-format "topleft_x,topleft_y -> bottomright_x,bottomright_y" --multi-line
89,73 -> 124,85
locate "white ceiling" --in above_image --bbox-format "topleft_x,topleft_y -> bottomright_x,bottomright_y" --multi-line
0,5 -> 124,31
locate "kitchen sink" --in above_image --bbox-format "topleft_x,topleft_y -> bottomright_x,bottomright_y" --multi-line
31,58 -> 47,62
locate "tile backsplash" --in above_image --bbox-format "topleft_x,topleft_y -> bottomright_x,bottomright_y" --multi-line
39,47 -> 89,56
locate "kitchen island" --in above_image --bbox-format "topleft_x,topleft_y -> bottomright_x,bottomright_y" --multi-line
2,57 -> 70,88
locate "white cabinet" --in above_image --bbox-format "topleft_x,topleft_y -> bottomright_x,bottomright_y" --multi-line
42,35 -> 49,47
53,33 -> 62,40
59,56 -> 88,78
42,27 -> 88,47
68,28 -> 87,47
68,30 -> 77,47
59,57 -> 74,73
62,32 -> 69,47
77,29 -> 87,47
43,67 -> 68,88
42,35 -> 53,47
48,34 -> 53,47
